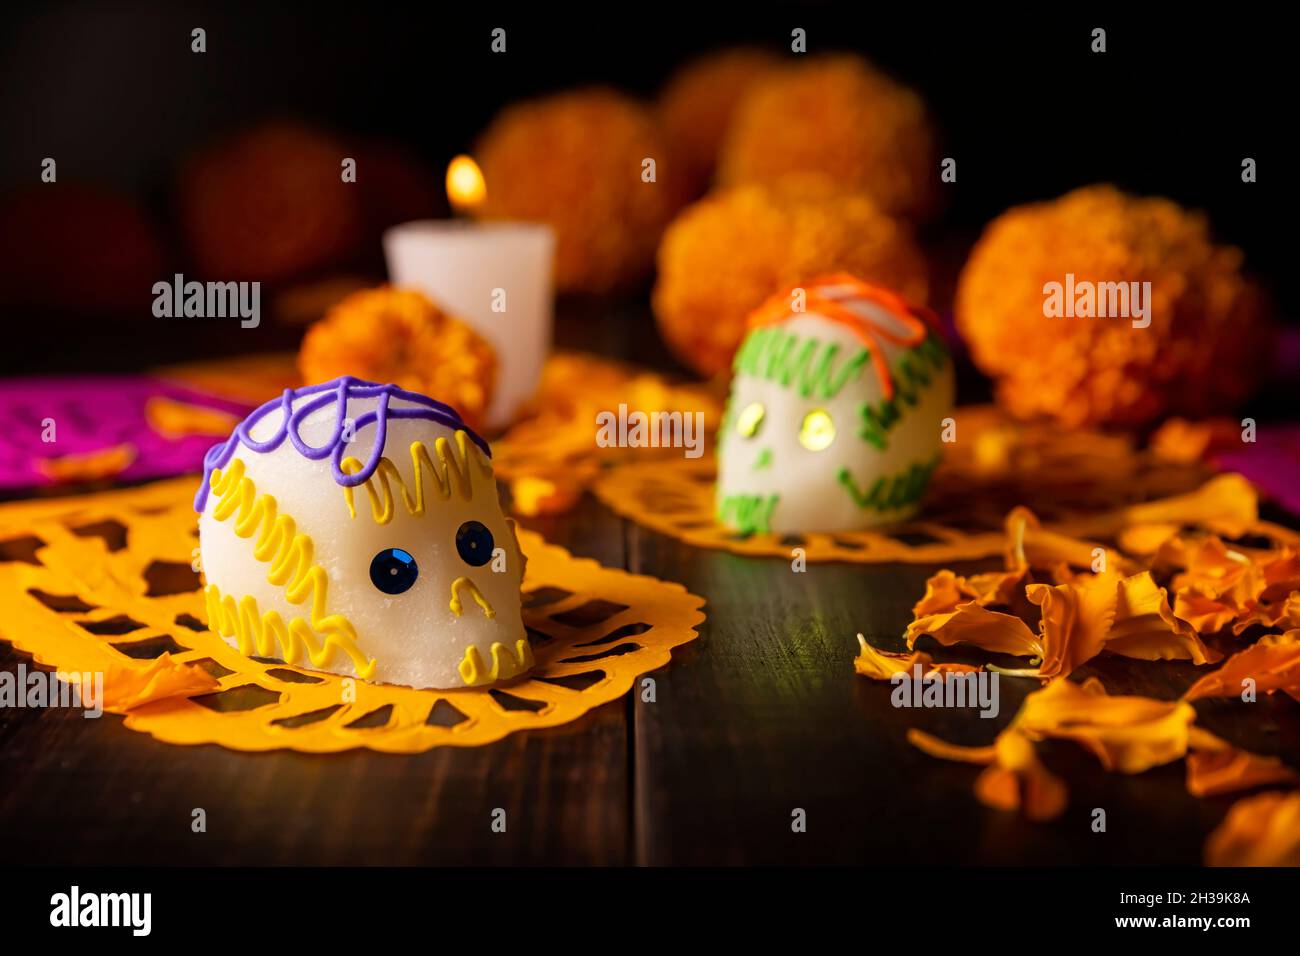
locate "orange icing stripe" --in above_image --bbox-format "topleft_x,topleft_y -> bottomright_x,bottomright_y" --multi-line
749,274 -> 939,401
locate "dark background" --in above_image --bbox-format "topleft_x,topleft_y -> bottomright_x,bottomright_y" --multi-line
0,1 -> 1294,376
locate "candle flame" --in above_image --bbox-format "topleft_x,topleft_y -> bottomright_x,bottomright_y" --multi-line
446,155 -> 486,212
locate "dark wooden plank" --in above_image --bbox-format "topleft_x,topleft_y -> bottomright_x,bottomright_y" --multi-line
626,525 -> 1288,865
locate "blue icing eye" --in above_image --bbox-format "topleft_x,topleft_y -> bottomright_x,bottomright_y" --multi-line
370,548 -> 419,595
456,520 -> 494,567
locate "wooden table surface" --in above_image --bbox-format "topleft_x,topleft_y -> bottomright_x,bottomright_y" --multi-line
1,304 -> 1295,866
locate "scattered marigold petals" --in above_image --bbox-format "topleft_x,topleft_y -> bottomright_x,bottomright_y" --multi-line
1117,522 -> 1184,557
1014,677 -> 1195,774
973,729 -> 1069,821
1172,536 -> 1267,633
1205,791 -> 1300,866
1022,526 -> 1129,575
906,727 -> 996,764
911,566 -> 1024,618
82,653 -> 219,712
854,634 -> 980,681
1150,417 -> 1241,465
962,569 -> 1027,608
905,603 -> 1042,659
1186,741 -> 1299,798
911,569 -> 967,617
37,443 -> 137,483
1027,572 -> 1118,678
906,678 -> 1190,820
1173,592 -> 1242,636
1233,553 -> 1300,633
1182,631 -> 1300,702
886,467 -> 1297,828
144,397 -> 241,440
509,475 -> 583,517
1235,591 -> 1300,634
1121,473 -> 1258,540
1108,571 -> 1222,665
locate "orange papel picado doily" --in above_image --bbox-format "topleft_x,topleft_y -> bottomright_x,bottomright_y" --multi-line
0,477 -> 704,753
592,406 -> 1300,563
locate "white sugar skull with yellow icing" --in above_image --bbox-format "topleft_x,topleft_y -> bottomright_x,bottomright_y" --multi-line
195,377 -> 529,689
717,276 -> 954,534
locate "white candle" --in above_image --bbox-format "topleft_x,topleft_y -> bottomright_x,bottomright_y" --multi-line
384,220 -> 555,430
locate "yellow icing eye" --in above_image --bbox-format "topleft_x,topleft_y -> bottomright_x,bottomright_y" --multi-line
735,402 -> 765,438
799,409 -> 836,451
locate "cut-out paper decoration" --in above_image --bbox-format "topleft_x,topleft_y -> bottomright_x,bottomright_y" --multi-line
0,476 -> 704,753
596,404 -> 1300,565
716,275 -> 954,534
0,377 -> 249,490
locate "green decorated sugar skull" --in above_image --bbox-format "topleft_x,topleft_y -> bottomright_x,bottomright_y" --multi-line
716,276 -> 954,535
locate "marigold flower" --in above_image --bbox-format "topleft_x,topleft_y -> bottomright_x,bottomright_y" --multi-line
474,87 -> 689,294
955,186 -> 1272,429
717,54 -> 939,220
297,287 -> 496,431
178,122 -> 363,283
653,175 -> 928,376
657,47 -> 782,197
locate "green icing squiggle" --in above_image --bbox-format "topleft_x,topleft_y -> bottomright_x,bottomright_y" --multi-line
857,335 -> 947,451
717,493 -> 779,535
836,454 -> 941,513
732,326 -> 869,400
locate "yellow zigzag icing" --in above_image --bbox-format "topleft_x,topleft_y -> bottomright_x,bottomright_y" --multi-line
449,575 -> 495,618
205,584 -> 377,680
457,639 -> 535,687
206,458 -> 377,679
341,431 -> 492,525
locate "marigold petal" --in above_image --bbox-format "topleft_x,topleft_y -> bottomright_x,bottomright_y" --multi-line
1028,572 -> 1118,678
973,730 -> 1068,821
1015,677 -> 1195,773
905,604 -> 1042,659
1183,633 -> 1300,702
83,654 -> 220,712
1186,747 -> 1299,798
1108,571 -> 1222,664
905,727 -> 996,764
1205,791 -> 1300,866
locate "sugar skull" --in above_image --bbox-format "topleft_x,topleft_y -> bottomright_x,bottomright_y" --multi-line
195,377 -> 528,689
716,275 -> 954,534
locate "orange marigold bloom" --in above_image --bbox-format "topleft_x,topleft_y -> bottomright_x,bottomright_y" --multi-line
178,122 -> 363,283
955,186 -> 1272,429
717,54 -> 939,221
657,47 -> 783,198
653,175 -> 929,377
474,87 -> 689,295
298,287 -> 496,431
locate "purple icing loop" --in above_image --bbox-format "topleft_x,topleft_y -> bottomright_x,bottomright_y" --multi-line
194,376 -> 489,513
